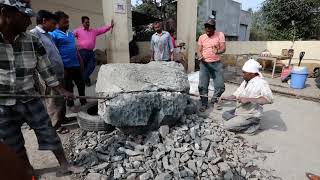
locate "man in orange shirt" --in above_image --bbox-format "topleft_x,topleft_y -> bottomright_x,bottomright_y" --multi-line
197,18 -> 226,112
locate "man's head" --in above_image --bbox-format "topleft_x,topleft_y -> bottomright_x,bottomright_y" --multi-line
81,16 -> 90,30
55,11 -> 69,31
36,10 -> 58,32
153,21 -> 162,34
204,19 -> 216,37
0,0 -> 34,35
242,59 -> 262,81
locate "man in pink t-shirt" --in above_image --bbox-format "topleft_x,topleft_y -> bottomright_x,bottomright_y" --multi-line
197,18 -> 226,112
74,16 -> 114,86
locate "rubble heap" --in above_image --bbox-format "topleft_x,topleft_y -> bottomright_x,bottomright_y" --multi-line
70,114 -> 278,180
95,62 -> 190,129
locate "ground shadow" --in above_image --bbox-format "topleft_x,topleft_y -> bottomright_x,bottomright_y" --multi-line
258,110 -> 287,133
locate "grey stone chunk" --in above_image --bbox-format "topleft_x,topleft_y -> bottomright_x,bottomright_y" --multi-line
126,173 -> 137,180
139,171 -> 153,180
211,157 -> 223,165
201,140 -> 210,152
224,170 -> 234,180
257,145 -> 276,153
159,125 -> 170,138
180,153 -> 190,163
208,164 -> 219,175
113,168 -> 122,179
118,147 -> 143,156
218,162 -> 231,172
96,62 -> 189,128
203,135 -> 223,142
187,160 -> 197,173
93,162 -> 109,171
241,168 -> 247,177
194,150 -> 206,157
85,173 -> 102,180
133,161 -> 141,169
156,150 -> 166,160
154,172 -> 172,180
173,145 -> 190,153
146,131 -> 160,145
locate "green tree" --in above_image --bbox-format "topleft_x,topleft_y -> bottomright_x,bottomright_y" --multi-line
249,10 -> 269,40
134,0 -> 177,19
261,0 -> 320,40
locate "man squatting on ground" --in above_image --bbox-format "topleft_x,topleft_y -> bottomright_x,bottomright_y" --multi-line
220,59 -> 274,134
0,0 -> 82,176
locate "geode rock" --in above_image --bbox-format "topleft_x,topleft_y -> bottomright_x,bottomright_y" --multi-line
96,62 -> 190,130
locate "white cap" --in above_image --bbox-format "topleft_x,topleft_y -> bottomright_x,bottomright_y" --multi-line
242,59 -> 262,74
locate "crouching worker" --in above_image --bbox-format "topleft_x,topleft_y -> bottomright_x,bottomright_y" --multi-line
220,59 -> 273,134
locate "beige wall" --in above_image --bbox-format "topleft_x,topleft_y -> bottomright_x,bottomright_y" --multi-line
226,41 -> 320,64
31,0 -> 107,50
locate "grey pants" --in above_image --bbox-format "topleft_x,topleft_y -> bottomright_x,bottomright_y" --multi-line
222,109 -> 261,134
198,61 -> 225,106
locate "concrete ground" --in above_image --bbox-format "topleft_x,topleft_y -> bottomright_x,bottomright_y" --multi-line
22,83 -> 320,180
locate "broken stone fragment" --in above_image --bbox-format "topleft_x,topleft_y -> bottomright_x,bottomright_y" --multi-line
257,145 -> 276,153
211,157 -> 223,165
126,173 -> 137,180
224,170 -> 234,180
180,153 -> 190,163
159,125 -> 170,138
187,160 -> 197,173
194,150 -> 206,157
139,171 -> 153,180
173,145 -> 190,153
154,172 -> 172,180
118,147 -> 144,156
201,140 -> 210,152
155,150 -> 166,160
85,173 -> 102,180
218,162 -> 231,172
146,131 -> 161,145
93,162 -> 109,171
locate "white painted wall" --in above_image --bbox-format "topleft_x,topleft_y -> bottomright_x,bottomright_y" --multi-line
31,0 -> 107,50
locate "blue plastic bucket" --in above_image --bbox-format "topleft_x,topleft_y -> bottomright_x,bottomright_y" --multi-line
290,66 -> 308,89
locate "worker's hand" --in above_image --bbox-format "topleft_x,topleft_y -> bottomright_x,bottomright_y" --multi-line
111,19 -> 114,28
60,89 -> 74,101
238,97 -> 251,104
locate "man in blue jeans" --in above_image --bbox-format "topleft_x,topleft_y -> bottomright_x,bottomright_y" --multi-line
197,18 -> 226,112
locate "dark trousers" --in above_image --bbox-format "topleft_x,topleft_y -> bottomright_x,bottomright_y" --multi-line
79,49 -> 96,81
64,67 -> 86,107
198,61 -> 225,106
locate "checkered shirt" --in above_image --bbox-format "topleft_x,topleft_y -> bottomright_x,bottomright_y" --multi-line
0,32 -> 59,105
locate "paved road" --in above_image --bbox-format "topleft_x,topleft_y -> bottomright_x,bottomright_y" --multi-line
22,83 -> 320,180
212,84 -> 320,180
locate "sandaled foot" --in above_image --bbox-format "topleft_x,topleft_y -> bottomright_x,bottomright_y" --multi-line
199,105 -> 208,112
56,127 -> 70,134
306,172 -> 320,180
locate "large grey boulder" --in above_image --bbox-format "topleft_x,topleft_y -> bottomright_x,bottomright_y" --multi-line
96,62 -> 190,129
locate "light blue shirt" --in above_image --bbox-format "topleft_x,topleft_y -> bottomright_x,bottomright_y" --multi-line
151,31 -> 174,61
30,26 -> 64,78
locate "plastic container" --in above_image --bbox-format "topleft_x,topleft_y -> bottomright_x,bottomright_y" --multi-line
290,66 -> 308,89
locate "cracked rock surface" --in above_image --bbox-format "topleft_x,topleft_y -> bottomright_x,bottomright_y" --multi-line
70,113 -> 279,180
96,62 -> 190,129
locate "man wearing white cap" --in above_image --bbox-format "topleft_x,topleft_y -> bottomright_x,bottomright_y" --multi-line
220,59 -> 273,134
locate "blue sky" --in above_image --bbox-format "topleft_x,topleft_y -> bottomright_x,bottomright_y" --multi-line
131,0 -> 265,11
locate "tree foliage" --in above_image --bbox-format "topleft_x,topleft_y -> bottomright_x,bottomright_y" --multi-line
260,0 -> 320,40
133,0 -> 177,19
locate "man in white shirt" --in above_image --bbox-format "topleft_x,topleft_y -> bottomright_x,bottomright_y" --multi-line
220,59 -> 273,134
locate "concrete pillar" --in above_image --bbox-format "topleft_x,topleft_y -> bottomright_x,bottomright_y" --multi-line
177,0 -> 198,72
102,0 -> 132,64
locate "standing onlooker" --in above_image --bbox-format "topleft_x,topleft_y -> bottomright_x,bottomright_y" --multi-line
30,10 -> 69,134
197,18 -> 226,112
150,22 -> 174,61
0,0 -> 82,176
169,29 -> 177,48
74,16 -> 114,86
50,11 -> 87,111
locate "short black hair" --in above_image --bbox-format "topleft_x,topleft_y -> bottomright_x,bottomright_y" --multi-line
54,11 -> 69,21
0,4 -> 19,15
81,16 -> 89,23
204,24 -> 216,31
36,10 -> 58,25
